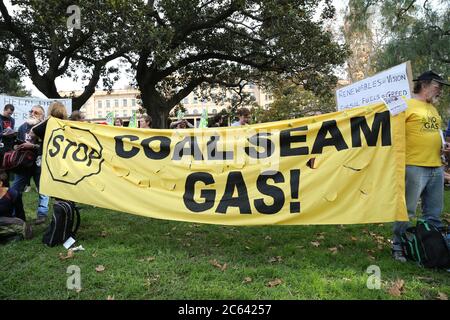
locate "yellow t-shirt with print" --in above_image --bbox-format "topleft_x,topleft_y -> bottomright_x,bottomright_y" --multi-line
405,98 -> 442,167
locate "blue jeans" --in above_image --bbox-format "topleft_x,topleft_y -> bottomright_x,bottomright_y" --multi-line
11,166 -> 49,218
392,165 -> 444,251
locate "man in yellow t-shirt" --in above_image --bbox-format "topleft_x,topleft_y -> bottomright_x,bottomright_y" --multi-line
392,70 -> 450,262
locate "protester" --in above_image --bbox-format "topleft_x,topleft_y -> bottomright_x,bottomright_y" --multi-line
170,119 -> 194,129
11,105 -> 49,224
114,118 -> 123,127
14,102 -> 68,225
0,170 -> 26,221
231,107 -> 251,126
0,104 -> 17,150
69,110 -> 85,121
139,115 -> 152,128
0,104 -> 16,135
209,114 -> 226,127
0,104 -> 17,187
392,70 -> 450,262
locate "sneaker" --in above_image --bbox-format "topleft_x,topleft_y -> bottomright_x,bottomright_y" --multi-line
392,250 -> 407,263
34,216 -> 47,225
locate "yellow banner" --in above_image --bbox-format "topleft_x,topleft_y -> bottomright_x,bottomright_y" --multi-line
40,103 -> 408,225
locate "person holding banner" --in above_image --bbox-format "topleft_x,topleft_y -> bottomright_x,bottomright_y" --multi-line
14,102 -> 68,224
392,70 -> 450,262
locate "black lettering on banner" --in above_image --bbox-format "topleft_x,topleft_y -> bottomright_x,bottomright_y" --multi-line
254,171 -> 285,214
311,120 -> 348,154
115,135 -> 139,158
72,143 -> 89,162
245,133 -> 274,159
141,136 -> 171,160
207,135 -> 234,160
184,172 -> 216,212
172,136 -> 204,161
280,126 -> 308,157
87,149 -> 101,167
62,139 -> 77,159
216,172 -> 251,214
49,134 -> 64,157
351,111 -> 392,147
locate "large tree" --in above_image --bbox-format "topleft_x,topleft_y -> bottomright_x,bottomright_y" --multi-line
127,0 -> 349,128
0,0 -> 136,110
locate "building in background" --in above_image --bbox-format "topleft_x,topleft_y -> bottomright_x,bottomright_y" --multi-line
60,84 -> 274,126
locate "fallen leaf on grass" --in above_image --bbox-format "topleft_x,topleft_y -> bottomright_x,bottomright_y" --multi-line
437,292 -> 448,300
350,236 -> 358,241
242,277 -> 253,284
342,278 -> 351,282
59,250 -> 74,260
310,241 -> 320,247
209,259 -> 227,271
268,256 -> 283,263
95,265 -> 106,272
388,279 -> 405,297
328,247 -> 338,254
267,278 -> 283,287
145,275 -> 160,287
139,256 -> 156,262
107,295 -> 115,300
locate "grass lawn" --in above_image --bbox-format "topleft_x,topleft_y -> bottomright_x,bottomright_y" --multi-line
0,187 -> 449,300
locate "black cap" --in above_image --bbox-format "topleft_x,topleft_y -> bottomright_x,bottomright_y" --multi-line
413,70 -> 449,86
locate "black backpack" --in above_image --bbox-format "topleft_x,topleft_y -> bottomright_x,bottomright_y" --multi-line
42,200 -> 80,247
401,219 -> 450,269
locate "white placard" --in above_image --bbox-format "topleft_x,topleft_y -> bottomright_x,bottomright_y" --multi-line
380,95 -> 408,116
336,62 -> 412,110
63,236 -> 76,249
0,95 -> 72,128
440,129 -> 446,149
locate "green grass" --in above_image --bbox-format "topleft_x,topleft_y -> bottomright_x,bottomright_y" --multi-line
0,186 -> 449,300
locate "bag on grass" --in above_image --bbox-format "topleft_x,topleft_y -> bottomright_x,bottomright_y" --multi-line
0,216 -> 31,244
401,219 -> 450,269
42,200 -> 80,247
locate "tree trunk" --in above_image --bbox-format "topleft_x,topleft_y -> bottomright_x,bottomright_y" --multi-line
140,88 -> 171,129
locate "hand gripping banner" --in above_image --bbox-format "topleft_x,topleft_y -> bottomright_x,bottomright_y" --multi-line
40,103 -> 408,225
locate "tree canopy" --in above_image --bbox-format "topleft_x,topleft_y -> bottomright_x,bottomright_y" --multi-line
342,0 -> 450,115
0,0 -> 137,109
1,0 -> 349,127
0,53 -> 28,96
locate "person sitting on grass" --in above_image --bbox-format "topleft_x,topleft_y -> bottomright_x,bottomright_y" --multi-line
0,170 -> 27,221
0,170 -> 33,242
